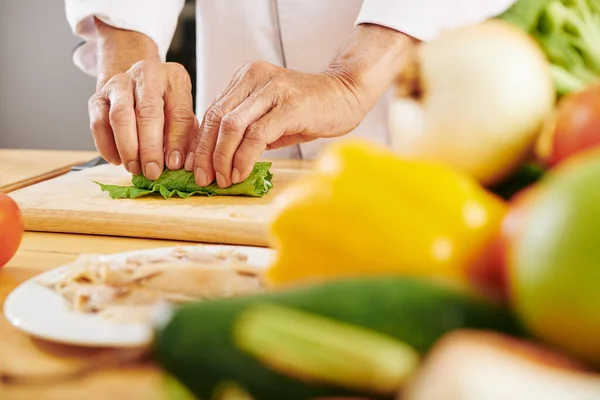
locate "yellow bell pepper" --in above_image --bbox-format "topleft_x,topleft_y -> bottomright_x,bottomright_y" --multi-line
266,140 -> 507,288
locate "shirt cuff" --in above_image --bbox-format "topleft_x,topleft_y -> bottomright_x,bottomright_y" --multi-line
65,0 -> 185,76
355,0 -> 518,42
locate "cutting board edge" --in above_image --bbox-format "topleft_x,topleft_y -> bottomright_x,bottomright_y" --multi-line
21,210 -> 272,248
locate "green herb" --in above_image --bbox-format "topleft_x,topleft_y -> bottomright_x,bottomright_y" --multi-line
497,0 -> 600,96
96,162 -> 273,199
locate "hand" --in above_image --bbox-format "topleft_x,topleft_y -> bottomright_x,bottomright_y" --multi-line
188,61 -> 366,188
88,60 -> 197,180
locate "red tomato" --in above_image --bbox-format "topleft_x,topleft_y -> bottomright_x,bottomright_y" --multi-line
0,193 -> 24,267
469,186 -> 540,301
545,84 -> 600,166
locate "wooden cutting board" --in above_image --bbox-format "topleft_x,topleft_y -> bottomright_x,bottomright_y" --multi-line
9,161 -> 311,247
0,149 -> 99,193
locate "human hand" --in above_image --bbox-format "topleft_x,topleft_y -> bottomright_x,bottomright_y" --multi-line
188,61 -> 367,188
88,60 -> 197,180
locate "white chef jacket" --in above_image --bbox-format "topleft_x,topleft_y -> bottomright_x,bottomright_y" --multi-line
65,0 -> 516,160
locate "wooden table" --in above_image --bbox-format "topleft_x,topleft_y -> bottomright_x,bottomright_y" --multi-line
0,233 -> 190,400
0,150 -> 311,399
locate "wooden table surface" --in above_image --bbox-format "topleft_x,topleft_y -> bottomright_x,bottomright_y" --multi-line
0,150 -> 311,400
0,233 -> 189,400
0,149 -> 99,193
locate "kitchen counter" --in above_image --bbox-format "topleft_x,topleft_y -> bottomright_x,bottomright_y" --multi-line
0,149 -> 309,399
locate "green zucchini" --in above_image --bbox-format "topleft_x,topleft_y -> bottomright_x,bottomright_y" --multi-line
152,276 -> 524,400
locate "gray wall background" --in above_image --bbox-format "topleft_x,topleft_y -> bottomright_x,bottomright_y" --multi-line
0,2 -> 99,150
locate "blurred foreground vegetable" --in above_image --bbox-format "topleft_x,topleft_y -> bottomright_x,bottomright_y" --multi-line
236,304 -> 419,396
153,277 -> 523,400
403,330 -> 600,400
536,83 -> 600,166
266,141 -> 507,288
389,20 -> 554,185
0,193 -> 24,268
507,150 -> 600,366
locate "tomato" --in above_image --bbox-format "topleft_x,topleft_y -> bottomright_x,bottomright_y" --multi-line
537,84 -> 600,167
468,186 -> 539,301
508,152 -> 600,366
0,193 -> 24,267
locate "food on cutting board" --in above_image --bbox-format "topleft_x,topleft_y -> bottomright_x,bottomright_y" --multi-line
0,192 -> 24,268
388,20 -> 555,186
96,162 -> 273,199
506,151 -> 600,366
266,140 -> 507,289
536,83 -> 600,166
152,276 -> 523,400
38,246 -> 264,323
498,0 -> 600,96
403,330 -> 600,400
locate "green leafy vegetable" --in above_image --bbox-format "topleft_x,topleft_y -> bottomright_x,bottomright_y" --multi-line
96,162 -> 273,199
497,0 -> 551,31
497,0 -> 600,96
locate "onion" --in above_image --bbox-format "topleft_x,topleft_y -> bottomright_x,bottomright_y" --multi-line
389,20 -> 555,185
403,330 -> 600,400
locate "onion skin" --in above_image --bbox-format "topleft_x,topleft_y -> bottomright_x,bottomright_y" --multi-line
389,20 -> 555,186
403,330 -> 600,400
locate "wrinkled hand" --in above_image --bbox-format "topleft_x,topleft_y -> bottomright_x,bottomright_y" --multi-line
89,60 -> 197,180
188,61 -> 365,188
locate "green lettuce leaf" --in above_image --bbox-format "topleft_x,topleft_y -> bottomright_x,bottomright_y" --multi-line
95,162 -> 274,199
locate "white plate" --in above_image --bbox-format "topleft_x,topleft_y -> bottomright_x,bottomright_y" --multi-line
3,245 -> 274,348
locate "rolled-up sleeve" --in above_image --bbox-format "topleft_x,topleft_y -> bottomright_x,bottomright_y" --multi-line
65,0 -> 185,77
355,0 -> 518,41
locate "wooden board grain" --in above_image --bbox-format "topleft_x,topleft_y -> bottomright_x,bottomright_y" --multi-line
0,149 -> 99,193
8,162 -> 310,247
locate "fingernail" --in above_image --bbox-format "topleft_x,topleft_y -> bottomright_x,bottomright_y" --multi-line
195,167 -> 207,187
167,151 -> 183,170
216,172 -> 227,188
184,152 -> 195,171
231,168 -> 241,184
128,161 -> 142,175
145,162 -> 162,180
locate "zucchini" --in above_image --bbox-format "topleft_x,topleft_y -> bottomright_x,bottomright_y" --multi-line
152,276 -> 523,400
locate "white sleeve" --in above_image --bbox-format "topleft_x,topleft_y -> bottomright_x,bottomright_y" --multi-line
355,0 -> 518,41
64,0 -> 185,77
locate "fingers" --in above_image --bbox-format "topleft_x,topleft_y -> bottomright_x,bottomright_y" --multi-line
133,63 -> 166,180
267,133 -> 313,150
105,75 -> 140,174
184,65 -> 247,172
212,90 -> 276,187
232,107 -> 289,184
193,87 -> 253,186
164,63 -> 195,170
88,92 -> 121,165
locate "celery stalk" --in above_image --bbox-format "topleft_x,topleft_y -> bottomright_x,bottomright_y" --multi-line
233,303 -> 419,396
498,0 -> 600,95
